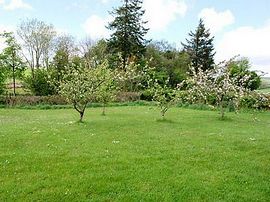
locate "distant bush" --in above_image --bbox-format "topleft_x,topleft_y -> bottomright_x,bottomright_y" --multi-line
140,90 -> 153,101
24,69 -> 56,96
116,92 -> 141,102
0,92 -> 141,107
240,93 -> 270,110
3,95 -> 67,106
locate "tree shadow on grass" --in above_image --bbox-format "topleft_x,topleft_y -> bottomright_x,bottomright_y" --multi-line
75,120 -> 87,125
217,116 -> 234,122
156,118 -> 176,124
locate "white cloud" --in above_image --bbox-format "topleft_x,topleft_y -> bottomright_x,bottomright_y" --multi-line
198,8 -> 234,34
143,0 -> 187,31
0,24 -> 15,51
82,0 -> 187,39
0,0 -> 5,5
216,20 -> 270,75
3,0 -> 32,11
82,15 -> 112,39
101,0 -> 109,4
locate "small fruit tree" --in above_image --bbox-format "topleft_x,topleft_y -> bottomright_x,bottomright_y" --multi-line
96,62 -> 118,116
150,78 -> 178,119
182,60 -> 250,119
59,62 -> 109,122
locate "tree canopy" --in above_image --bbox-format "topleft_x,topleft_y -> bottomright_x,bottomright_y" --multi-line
107,0 -> 149,68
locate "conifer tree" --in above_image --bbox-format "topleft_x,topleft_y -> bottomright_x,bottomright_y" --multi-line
182,19 -> 215,72
107,0 -> 149,68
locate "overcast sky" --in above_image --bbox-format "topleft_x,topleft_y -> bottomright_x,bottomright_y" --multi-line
0,0 -> 270,75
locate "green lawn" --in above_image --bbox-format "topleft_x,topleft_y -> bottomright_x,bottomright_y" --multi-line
0,107 -> 270,201
258,88 -> 270,93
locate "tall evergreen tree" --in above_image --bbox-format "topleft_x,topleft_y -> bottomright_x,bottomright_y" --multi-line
107,0 -> 149,68
182,19 -> 215,72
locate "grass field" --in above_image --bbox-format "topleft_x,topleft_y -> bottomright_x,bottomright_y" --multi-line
259,77 -> 270,93
258,88 -> 270,93
0,107 -> 270,201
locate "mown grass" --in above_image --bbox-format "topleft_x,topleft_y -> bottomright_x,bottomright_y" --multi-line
258,88 -> 270,93
0,107 -> 270,201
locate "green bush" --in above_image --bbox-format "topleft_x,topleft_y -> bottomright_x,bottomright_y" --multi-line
24,69 -> 56,96
241,93 -> 270,110
140,90 -> 153,101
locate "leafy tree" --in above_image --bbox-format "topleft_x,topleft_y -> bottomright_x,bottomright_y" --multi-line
0,32 -> 25,96
145,40 -> 190,87
116,59 -> 154,92
59,62 -> 109,122
24,69 -> 55,96
182,19 -> 215,73
145,65 -> 178,119
107,0 -> 149,68
80,39 -> 110,68
52,35 -> 76,83
228,57 -> 261,90
149,78 -> 178,119
96,64 -> 118,115
0,69 -> 5,95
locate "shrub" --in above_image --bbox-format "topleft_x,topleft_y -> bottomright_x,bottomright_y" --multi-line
140,90 -> 153,101
116,92 -> 141,102
240,92 -> 270,110
24,69 -> 56,96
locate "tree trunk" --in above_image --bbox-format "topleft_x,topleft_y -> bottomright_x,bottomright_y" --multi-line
12,63 -> 16,97
73,103 -> 86,122
79,111 -> 84,122
102,103 -> 106,116
220,99 -> 225,119
161,108 -> 166,119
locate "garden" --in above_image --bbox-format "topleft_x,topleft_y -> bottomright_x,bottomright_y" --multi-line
0,0 -> 270,201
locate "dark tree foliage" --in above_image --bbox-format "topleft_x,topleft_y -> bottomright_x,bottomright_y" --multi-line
52,35 -> 76,82
24,69 -> 55,96
182,19 -> 215,72
107,0 -> 149,68
145,40 -> 190,87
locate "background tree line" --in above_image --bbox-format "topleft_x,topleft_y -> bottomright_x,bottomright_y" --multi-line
0,0 -> 263,110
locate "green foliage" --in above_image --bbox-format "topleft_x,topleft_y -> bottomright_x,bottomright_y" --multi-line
228,57 -> 261,90
51,35 -> 77,84
145,40 -> 190,87
0,70 -> 5,94
95,63 -> 118,115
240,92 -> 270,110
182,19 -> 215,72
52,50 -> 69,81
83,39 -> 110,68
0,31 -> 26,95
24,69 -> 56,96
107,0 -> 149,67
59,61 -> 110,121
149,77 -> 178,118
